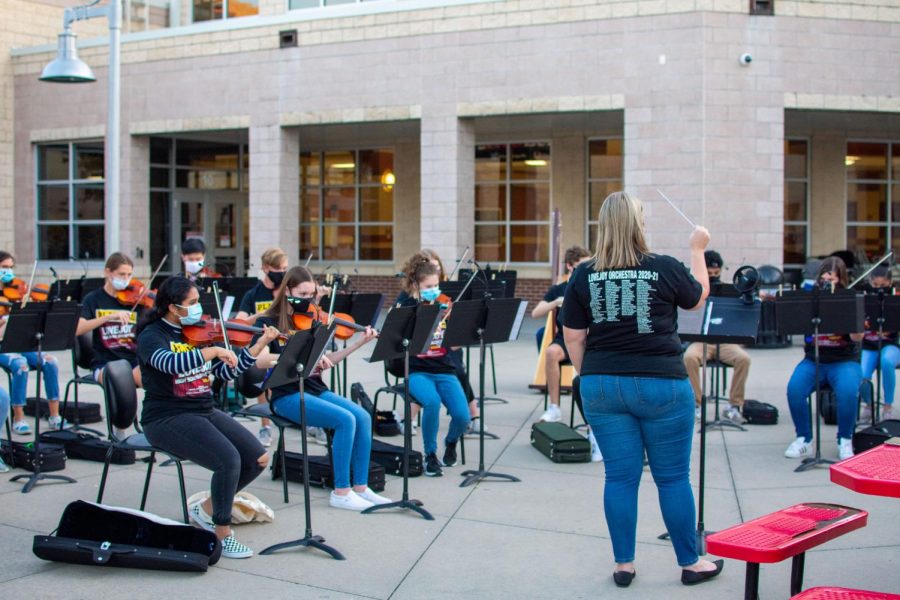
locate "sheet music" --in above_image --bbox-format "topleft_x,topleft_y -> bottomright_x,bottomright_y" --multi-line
509,299 -> 528,341
222,296 -> 235,319
702,301 -> 714,336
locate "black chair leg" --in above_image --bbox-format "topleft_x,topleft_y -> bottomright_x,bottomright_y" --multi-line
97,448 -> 114,503
460,433 -> 466,465
278,428 -> 289,503
174,459 -> 189,524
790,553 -> 805,596
140,451 -> 155,511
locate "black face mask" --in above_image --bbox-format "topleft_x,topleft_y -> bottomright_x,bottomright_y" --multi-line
287,296 -> 310,312
267,271 -> 285,287
709,276 -> 721,285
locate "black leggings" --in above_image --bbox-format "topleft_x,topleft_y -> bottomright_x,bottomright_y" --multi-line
143,409 -> 265,525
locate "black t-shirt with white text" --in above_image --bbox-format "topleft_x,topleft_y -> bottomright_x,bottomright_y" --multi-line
562,255 -> 702,378
238,282 -> 275,316
81,288 -> 144,370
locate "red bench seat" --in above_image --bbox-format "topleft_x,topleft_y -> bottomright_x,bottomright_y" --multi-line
791,587 -> 900,600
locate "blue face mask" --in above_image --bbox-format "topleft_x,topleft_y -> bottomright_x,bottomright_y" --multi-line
176,303 -> 203,326
0,268 -> 14,284
420,287 -> 441,303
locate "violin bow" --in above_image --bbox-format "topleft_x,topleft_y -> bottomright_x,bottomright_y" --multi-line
211,279 -> 233,354
849,251 -> 894,289
129,254 -> 168,315
20,261 -> 39,308
447,245 -> 470,281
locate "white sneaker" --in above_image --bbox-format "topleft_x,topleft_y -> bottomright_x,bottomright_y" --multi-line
859,403 -> 873,425
12,420 -> 31,435
221,535 -> 253,559
694,406 -> 702,421
723,406 -> 746,424
539,404 -> 562,423
189,503 -> 216,533
329,490 -> 374,511
257,426 -> 272,448
784,437 -> 813,459
883,405 -> 894,420
587,430 -> 603,462
398,421 -> 418,436
838,437 -> 854,461
356,487 -> 392,506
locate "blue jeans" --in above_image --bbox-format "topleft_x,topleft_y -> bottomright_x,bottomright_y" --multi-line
0,352 -> 60,406
272,389 -> 372,489
408,372 -> 471,456
0,386 -> 9,431
787,359 -> 861,441
579,374 -> 698,567
861,346 -> 900,406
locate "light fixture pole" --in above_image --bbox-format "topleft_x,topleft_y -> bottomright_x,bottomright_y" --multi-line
40,0 -> 121,257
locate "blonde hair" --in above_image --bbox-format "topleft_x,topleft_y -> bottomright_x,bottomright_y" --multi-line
260,247 -> 287,270
592,191 -> 651,271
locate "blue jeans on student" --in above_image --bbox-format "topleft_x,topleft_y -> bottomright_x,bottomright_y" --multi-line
861,346 -> 900,406
787,359 -> 862,441
579,374 -> 698,567
272,389 -> 372,489
0,386 -> 9,431
0,352 -> 60,406
408,372 -> 471,456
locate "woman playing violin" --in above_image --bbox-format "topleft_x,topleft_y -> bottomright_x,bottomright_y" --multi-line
0,250 -> 64,434
397,256 -> 471,477
136,276 -> 279,558
254,266 -> 392,511
75,253 -> 145,388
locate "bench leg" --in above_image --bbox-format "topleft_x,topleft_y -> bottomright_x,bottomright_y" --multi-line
744,562 -> 760,600
790,553 -> 805,596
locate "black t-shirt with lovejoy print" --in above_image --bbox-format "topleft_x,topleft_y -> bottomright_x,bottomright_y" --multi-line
238,282 -> 275,316
137,318 -> 256,424
80,288 -> 144,370
562,255 -> 703,379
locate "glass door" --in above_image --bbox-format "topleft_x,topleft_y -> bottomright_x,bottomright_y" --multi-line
173,190 -> 248,276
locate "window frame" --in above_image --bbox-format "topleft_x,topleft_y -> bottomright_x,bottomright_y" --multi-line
844,138 -> 896,260
35,140 -> 106,262
784,137 -> 810,268
299,147 -> 395,263
584,136 -> 624,251
474,139 -> 553,266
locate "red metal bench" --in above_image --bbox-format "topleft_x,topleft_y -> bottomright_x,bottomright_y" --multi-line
791,587 -> 900,600
830,439 -> 900,498
706,503 -> 868,600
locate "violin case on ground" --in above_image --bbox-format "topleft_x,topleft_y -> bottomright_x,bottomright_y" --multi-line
39,429 -> 136,465
271,447 -> 386,492
852,419 -> 900,454
530,422 -> 591,463
25,396 -> 102,425
33,500 -> 220,572
0,439 -> 67,472
370,439 -> 424,477
741,399 -> 779,425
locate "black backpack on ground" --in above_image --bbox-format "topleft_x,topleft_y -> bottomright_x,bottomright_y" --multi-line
741,399 -> 778,425
271,447 -> 386,492
351,382 -> 401,436
370,439 -> 424,477
852,419 -> 900,454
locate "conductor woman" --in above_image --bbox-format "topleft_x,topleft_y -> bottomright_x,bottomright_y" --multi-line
562,191 -> 724,588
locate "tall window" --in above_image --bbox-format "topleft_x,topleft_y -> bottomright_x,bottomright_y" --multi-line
845,141 -> 899,261
586,138 -> 623,249
193,0 -> 258,22
475,142 -> 551,264
290,0 -> 378,8
784,139 -> 809,266
36,142 -> 105,260
299,149 -> 394,261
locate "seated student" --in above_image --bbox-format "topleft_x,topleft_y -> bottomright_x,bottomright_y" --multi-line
0,386 -> 10,471
136,276 -> 280,559
0,250 -> 64,434
784,257 -> 864,462
859,265 -> 898,422
397,255 -> 471,477
75,252 -> 144,388
255,266 -> 391,511
235,247 -> 289,446
682,250 -> 752,423
177,238 -> 213,282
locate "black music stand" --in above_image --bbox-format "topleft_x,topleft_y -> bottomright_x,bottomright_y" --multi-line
362,303 -> 441,520
444,297 -> 527,487
257,325 -> 343,560
863,293 -> 900,423
5,301 -> 80,493
776,290 -> 864,472
331,293 -> 384,397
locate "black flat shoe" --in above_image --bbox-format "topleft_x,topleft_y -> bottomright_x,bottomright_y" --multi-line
613,570 -> 636,588
681,560 -> 724,586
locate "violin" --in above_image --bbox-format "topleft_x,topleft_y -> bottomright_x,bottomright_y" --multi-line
182,317 -> 287,348
116,279 -> 157,309
292,303 -> 368,341
1,279 -> 49,304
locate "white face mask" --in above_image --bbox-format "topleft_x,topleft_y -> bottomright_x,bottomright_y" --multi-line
111,277 -> 130,291
185,260 -> 204,275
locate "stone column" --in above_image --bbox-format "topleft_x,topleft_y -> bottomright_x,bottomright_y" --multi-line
248,123 -> 299,271
419,109 -> 474,268
119,134 -> 150,273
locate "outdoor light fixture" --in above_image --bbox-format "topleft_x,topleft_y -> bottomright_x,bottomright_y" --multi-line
381,170 -> 396,191
40,0 -> 122,255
